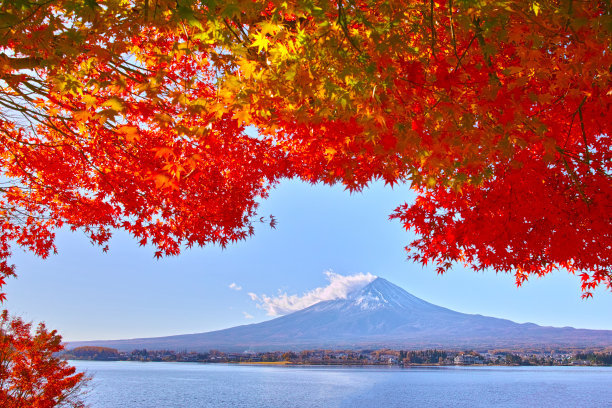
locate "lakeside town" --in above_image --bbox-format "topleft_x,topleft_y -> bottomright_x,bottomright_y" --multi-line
63,346 -> 612,367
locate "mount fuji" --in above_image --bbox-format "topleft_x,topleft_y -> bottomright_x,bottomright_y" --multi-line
67,278 -> 612,351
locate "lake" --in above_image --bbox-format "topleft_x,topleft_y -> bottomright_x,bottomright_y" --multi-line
71,361 -> 612,407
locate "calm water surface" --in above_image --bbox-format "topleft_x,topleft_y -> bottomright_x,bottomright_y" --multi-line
72,360 -> 612,407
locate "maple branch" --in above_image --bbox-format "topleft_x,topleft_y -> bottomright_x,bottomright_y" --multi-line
430,0 -> 436,59
153,0 -> 160,19
0,0 -> 54,30
106,61 -> 147,84
511,5 -> 563,36
231,17 -> 250,41
0,54 -> 43,71
336,0 -> 361,54
0,133 -> 66,149
448,0 -> 459,63
555,146 -> 610,180
0,94 -> 73,130
451,34 -> 477,74
558,150 -> 590,206
0,144 -> 54,194
3,79 -> 40,104
0,96 -> 46,119
120,59 -> 155,74
223,18 -> 246,45
527,91 -> 568,119
562,95 -> 587,153
564,0 -> 573,30
0,204 -> 52,223
577,98 -> 590,166
16,76 -> 49,94
472,17 -> 500,85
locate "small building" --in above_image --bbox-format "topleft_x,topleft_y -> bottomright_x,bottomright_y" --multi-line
454,354 -> 483,365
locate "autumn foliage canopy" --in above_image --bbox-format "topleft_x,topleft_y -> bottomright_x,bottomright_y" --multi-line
0,0 -> 610,297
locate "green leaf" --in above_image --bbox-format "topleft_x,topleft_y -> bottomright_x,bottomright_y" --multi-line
178,6 -> 203,30
0,12 -> 19,27
102,97 -> 124,112
221,2 -> 241,18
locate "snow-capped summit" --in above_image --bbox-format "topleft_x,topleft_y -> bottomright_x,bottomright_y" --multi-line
348,277 -> 436,311
67,278 -> 612,352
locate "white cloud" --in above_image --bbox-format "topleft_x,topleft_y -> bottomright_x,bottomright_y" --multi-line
229,282 -> 242,291
243,312 -> 254,319
248,271 -> 376,316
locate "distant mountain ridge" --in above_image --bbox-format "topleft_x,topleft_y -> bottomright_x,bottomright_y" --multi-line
67,278 -> 612,352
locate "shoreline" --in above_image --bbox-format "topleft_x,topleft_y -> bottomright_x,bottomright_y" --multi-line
65,359 -> 612,368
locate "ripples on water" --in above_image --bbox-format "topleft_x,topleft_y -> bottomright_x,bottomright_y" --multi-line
71,361 -> 612,408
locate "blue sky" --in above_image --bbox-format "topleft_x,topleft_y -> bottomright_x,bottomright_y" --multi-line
4,179 -> 611,341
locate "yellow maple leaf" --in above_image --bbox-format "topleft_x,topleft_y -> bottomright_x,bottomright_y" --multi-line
117,125 -> 140,142
81,94 -> 98,108
259,21 -> 280,37
73,110 -> 91,122
324,147 -> 336,161
101,97 -> 124,112
232,108 -> 251,126
238,59 -> 258,79
251,32 -> 270,53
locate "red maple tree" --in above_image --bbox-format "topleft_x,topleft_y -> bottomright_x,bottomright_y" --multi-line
0,310 -> 88,407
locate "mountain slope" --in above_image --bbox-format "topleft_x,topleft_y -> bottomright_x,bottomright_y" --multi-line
67,278 -> 612,351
